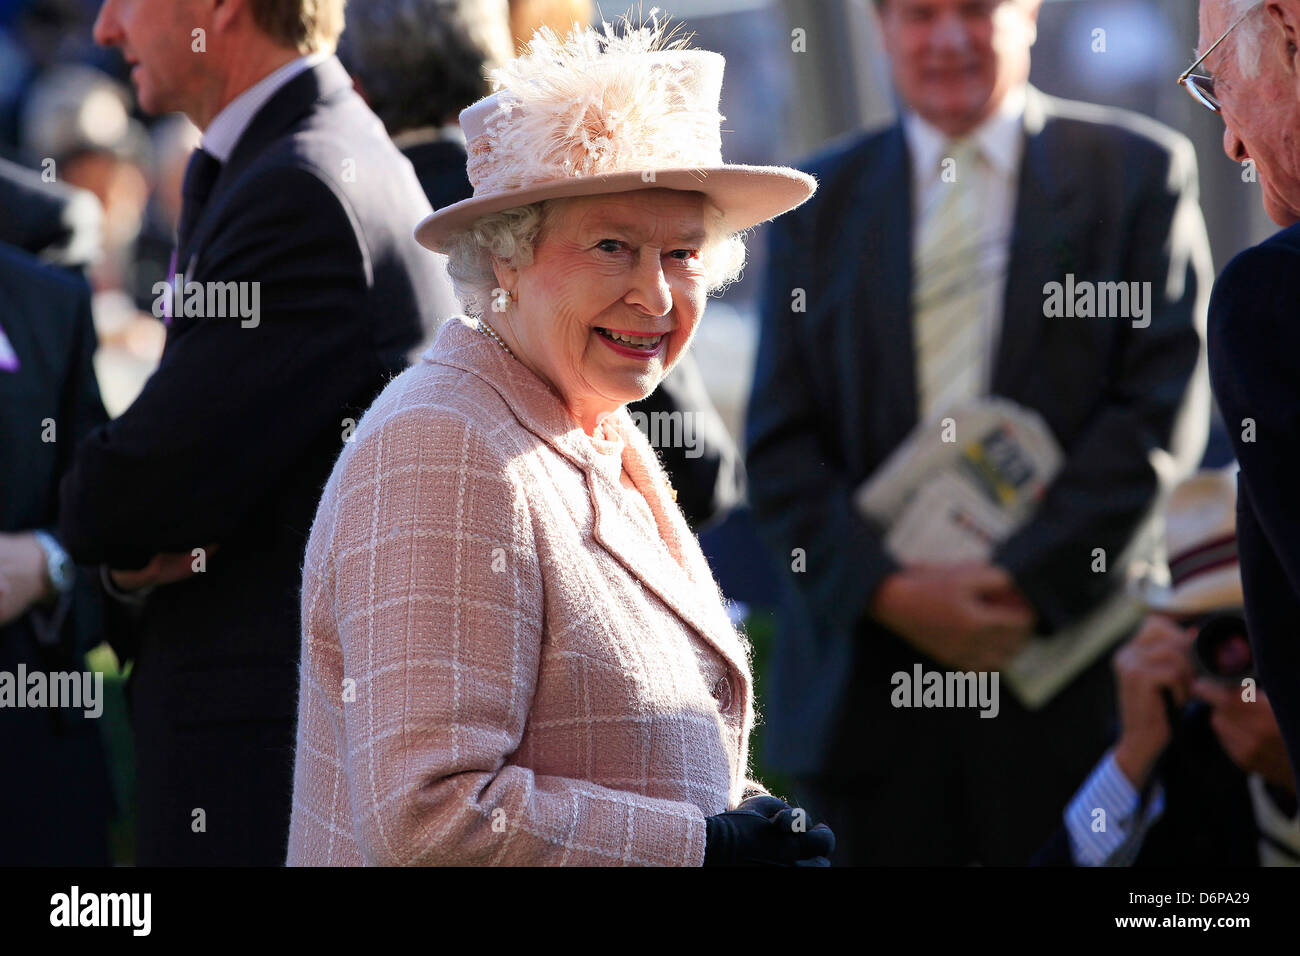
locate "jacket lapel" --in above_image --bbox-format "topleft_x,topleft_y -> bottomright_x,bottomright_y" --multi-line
844,124 -> 916,447
179,57 -> 355,274
866,125 -> 918,438
594,410 -> 752,675
993,87 -> 1085,397
430,318 -> 751,677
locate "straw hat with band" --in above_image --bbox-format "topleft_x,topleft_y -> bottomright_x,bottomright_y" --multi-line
1137,465 -> 1244,616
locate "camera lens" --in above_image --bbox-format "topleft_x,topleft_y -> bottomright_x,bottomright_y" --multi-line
1193,613 -> 1253,682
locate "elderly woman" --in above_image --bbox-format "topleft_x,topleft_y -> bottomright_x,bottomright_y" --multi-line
286,19 -> 832,866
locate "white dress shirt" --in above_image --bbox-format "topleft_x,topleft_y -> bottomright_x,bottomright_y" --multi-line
1065,748 -> 1300,866
201,52 -> 332,162
903,85 -> 1027,399
1064,749 -> 1166,866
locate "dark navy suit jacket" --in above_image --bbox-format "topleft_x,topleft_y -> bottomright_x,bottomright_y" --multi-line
0,243 -> 115,864
746,88 -> 1211,776
57,57 -> 443,864
1208,221 -> 1300,797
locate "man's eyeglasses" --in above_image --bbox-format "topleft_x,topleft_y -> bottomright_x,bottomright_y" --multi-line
1177,1 -> 1263,113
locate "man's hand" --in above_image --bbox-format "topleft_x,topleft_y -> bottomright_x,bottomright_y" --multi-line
0,532 -> 52,626
1193,680 -> 1296,794
109,544 -> 219,593
1112,615 -> 1195,790
869,562 -> 1036,671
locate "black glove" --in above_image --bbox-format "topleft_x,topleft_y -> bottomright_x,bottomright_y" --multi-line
735,794 -> 794,818
772,807 -> 834,865
703,803 -> 836,866
734,795 -> 835,862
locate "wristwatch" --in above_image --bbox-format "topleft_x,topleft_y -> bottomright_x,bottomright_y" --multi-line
32,530 -> 74,596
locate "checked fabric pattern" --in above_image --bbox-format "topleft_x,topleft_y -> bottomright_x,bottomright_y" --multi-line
287,316 -> 764,866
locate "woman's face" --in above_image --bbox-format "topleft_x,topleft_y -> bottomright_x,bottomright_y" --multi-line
492,189 -> 709,434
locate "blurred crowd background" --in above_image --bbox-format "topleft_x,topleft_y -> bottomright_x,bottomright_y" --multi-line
0,0 -> 1272,863
1,0 -> 1270,426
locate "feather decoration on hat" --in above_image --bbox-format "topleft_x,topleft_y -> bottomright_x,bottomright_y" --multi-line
477,9 -> 725,189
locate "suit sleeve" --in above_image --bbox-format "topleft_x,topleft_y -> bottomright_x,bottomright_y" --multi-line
323,407 -> 708,866
1210,243 -> 1300,598
1208,242 -> 1300,785
58,165 -> 380,568
54,275 -> 109,479
993,138 -> 1210,631
745,209 -> 901,637
52,278 -> 125,660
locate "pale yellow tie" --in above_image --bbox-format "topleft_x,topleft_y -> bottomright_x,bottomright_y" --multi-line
913,137 -> 991,422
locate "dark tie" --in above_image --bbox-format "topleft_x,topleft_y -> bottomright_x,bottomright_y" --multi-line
176,146 -> 222,255
163,147 -> 222,326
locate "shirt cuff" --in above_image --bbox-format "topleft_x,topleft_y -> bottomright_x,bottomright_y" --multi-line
1064,749 -> 1165,866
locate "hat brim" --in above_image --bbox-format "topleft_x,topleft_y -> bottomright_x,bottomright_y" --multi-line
413,165 -> 816,253
1136,567 -> 1245,616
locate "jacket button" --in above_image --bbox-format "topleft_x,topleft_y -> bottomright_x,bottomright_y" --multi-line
711,674 -> 733,713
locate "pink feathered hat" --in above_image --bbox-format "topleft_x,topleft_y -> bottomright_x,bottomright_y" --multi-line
413,16 -> 816,253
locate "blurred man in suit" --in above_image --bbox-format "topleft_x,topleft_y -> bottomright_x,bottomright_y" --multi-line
1198,0 -> 1300,797
746,0 -> 1211,864
0,242 -> 116,865
59,0 -> 444,865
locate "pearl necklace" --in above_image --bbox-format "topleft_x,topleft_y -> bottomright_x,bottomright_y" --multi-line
477,318 -> 514,357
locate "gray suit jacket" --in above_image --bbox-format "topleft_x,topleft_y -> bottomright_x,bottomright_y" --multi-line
746,87 -> 1211,775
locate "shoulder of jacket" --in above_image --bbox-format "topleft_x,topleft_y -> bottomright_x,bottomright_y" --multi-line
347,363 -> 520,464
0,242 -> 88,303
1209,232 -> 1300,358
803,122 -> 895,173
1216,230 -> 1300,304
1038,93 -> 1193,164
1254,221 -> 1300,258
767,124 -> 896,240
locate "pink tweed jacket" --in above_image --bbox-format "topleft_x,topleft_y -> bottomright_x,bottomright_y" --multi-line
286,315 -> 766,866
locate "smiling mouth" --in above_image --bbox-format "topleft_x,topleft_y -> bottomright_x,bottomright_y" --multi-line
923,65 -> 979,79
593,327 -> 666,351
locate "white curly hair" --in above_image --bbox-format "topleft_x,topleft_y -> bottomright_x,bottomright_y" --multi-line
444,194 -> 748,317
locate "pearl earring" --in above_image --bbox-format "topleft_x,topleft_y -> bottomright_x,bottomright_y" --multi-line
492,287 -> 514,312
